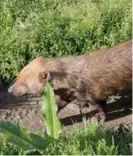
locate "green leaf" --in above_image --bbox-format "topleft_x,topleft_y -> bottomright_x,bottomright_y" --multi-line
42,83 -> 61,139
0,121 -> 49,153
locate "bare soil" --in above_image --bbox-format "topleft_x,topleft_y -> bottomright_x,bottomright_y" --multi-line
0,89 -> 132,132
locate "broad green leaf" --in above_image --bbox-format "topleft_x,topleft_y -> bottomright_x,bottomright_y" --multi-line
0,121 -> 49,153
42,83 -> 61,139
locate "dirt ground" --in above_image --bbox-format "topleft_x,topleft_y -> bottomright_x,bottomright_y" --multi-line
0,89 -> 132,132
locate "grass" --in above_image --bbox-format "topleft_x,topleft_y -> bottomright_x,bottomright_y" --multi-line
0,0 -> 132,80
0,122 -> 132,155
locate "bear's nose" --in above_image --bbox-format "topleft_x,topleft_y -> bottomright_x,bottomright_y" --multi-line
8,85 -> 14,93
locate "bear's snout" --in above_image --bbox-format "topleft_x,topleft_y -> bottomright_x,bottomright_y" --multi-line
8,83 -> 28,96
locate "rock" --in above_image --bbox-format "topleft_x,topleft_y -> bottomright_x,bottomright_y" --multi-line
58,102 -> 80,119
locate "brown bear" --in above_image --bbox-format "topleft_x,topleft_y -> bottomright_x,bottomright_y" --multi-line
8,40 -> 132,121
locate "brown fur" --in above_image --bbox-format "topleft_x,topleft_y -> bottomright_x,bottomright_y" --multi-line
8,40 -> 132,115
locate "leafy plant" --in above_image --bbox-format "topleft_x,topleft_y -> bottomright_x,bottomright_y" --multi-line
0,123 -> 132,155
0,83 -> 61,154
0,0 -> 131,81
0,122 -> 48,154
41,83 -> 61,139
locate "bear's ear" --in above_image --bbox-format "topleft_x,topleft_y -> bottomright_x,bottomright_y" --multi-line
39,71 -> 51,82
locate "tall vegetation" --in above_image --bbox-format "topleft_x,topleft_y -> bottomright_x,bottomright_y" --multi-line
0,0 -> 131,80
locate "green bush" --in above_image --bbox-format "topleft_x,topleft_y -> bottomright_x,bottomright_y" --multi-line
0,123 -> 132,155
0,0 -> 132,80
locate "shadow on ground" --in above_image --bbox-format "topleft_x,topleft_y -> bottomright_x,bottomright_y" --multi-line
0,89 -> 132,131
